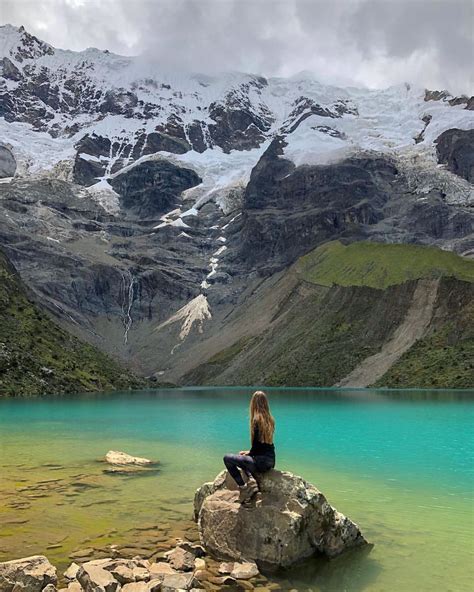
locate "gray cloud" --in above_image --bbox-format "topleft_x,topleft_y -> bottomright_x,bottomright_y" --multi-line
2,0 -> 473,93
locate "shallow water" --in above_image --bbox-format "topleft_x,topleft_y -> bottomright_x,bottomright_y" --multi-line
0,388 -> 473,591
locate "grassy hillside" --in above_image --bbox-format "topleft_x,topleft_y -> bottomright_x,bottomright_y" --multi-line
375,277 -> 474,388
0,251 -> 145,397
184,242 -> 474,388
297,241 -> 474,289
184,280 -> 416,386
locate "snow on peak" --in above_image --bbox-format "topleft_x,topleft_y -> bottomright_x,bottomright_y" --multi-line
1,23 -> 473,214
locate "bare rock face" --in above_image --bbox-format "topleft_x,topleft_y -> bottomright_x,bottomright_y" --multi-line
0,145 -> 16,178
436,128 -> 474,183
194,470 -> 369,569
0,555 -> 57,592
110,160 -> 202,217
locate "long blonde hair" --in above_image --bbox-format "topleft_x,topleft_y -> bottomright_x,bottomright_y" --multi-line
249,390 -> 275,444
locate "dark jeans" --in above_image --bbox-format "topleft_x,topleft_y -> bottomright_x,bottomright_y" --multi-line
223,453 -> 274,487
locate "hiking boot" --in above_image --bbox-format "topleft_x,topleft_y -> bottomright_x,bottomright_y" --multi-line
238,479 -> 259,505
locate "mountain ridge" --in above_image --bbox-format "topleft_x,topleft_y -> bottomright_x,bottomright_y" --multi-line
0,24 -> 473,391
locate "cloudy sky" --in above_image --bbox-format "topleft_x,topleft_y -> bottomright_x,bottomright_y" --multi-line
3,0 -> 473,93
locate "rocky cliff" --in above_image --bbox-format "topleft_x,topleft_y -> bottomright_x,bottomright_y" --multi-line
0,249 -> 144,396
1,24 -> 473,391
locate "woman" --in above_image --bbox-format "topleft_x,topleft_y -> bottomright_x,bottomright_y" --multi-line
223,390 -> 275,504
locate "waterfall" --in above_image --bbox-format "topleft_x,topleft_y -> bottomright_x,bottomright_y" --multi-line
121,270 -> 137,345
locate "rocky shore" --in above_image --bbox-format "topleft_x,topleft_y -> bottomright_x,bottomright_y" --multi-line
0,541 -> 285,592
1,469 -> 370,592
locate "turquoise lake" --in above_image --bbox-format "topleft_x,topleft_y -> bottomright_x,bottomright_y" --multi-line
0,388 -> 473,591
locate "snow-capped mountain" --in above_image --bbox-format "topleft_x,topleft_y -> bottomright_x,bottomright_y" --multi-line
0,24 -> 473,386
1,24 -> 473,201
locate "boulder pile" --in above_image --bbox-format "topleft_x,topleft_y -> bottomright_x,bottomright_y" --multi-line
0,543 -> 269,592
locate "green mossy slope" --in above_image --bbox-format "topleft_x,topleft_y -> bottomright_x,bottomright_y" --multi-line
0,251 -> 145,397
297,241 -> 474,289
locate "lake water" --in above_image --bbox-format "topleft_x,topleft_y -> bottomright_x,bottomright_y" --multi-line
0,388 -> 473,591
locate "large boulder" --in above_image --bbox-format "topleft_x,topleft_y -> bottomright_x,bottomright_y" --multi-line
0,555 -> 57,592
194,470 -> 369,569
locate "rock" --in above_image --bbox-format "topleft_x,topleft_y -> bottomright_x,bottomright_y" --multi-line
131,567 -> 149,582
161,572 -> 195,591
131,559 -> 150,569
121,584 -> 160,592
436,128 -> 474,183
193,471 -> 228,521
69,548 -> 95,560
194,558 -> 205,570
121,585 -> 147,592
231,562 -> 259,580
207,100 -> 271,153
142,131 -> 191,155
66,584 -> 83,592
0,145 -> 16,178
217,562 -> 234,574
110,160 -> 201,217
175,542 -> 205,558
0,555 -> 57,592
240,145 -> 401,271
207,575 -> 236,585
76,564 -> 120,592
236,581 -> 254,590
165,548 -> 195,571
42,586 -> 57,592
148,562 -> 176,579
0,57 -> 22,81
64,563 -> 80,581
80,560 -> 113,569
195,470 -> 369,568
102,466 -> 157,476
99,89 -> 138,116
104,451 -> 154,466
108,564 -> 134,584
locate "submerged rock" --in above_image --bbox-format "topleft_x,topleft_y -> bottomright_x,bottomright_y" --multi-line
104,451 -> 154,466
194,470 -> 369,569
0,555 -> 57,592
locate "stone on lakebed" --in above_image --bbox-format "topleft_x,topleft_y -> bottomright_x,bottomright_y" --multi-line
104,451 -> 155,466
194,469 -> 370,569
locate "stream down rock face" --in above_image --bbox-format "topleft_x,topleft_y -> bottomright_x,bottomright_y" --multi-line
194,470 -> 369,568
0,555 -> 57,592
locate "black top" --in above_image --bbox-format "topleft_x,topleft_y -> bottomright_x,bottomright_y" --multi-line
249,422 -> 275,461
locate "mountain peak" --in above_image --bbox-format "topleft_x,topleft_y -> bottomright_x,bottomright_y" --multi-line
0,22 -> 54,64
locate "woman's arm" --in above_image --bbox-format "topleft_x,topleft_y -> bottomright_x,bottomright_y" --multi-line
239,450 -> 250,455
